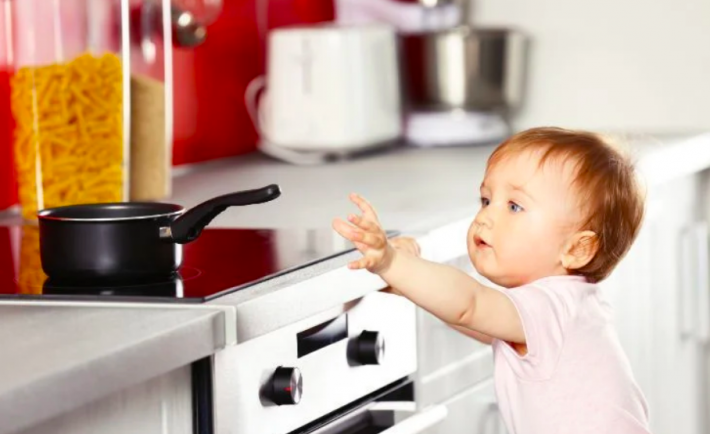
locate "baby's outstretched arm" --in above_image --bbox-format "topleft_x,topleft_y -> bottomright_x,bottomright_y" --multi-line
388,237 -> 493,345
333,193 -> 525,344
448,325 -> 495,344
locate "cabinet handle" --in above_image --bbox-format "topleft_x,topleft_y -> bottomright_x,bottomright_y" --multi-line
679,226 -> 697,341
692,222 -> 710,343
678,222 -> 710,343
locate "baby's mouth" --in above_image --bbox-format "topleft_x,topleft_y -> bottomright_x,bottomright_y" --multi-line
474,235 -> 491,248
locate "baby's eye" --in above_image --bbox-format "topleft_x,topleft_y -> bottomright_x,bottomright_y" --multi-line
481,197 -> 490,207
508,202 -> 524,213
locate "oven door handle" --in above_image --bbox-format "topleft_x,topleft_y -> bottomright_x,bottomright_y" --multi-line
371,403 -> 448,434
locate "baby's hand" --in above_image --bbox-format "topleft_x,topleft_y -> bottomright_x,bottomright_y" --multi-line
390,236 -> 421,258
332,193 -> 395,273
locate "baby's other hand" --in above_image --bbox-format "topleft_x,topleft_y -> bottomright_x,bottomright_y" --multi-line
382,237 -> 422,295
332,193 -> 394,273
381,237 -> 420,297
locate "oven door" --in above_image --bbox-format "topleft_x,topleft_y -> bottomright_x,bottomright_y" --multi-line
308,401 -> 448,434
299,378 -> 448,434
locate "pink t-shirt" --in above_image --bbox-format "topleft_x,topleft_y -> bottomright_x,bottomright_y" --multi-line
492,275 -> 651,434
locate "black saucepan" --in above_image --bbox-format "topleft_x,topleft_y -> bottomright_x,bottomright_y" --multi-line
37,184 -> 281,282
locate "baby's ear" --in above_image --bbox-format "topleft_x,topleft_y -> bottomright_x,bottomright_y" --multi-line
561,231 -> 598,270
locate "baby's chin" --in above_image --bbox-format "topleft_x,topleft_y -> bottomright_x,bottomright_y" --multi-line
489,275 -> 526,289
471,259 -> 526,289
471,257 -> 501,285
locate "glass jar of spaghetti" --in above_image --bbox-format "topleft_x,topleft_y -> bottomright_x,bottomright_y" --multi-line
6,0 -> 174,220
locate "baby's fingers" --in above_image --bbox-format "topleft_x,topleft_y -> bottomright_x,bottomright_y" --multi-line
348,213 -> 382,233
332,218 -> 360,243
333,218 -> 384,249
348,256 -> 376,270
353,241 -> 369,251
347,258 -> 367,270
350,193 -> 380,222
356,230 -> 387,249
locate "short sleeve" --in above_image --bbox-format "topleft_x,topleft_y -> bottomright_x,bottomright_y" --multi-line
493,284 -> 573,380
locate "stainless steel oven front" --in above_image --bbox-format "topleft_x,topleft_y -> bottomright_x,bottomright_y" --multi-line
210,291 -> 446,434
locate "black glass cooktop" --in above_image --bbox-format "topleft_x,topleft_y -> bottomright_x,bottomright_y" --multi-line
0,225 -> 396,304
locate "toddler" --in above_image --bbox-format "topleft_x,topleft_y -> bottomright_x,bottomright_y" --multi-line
333,127 -> 651,434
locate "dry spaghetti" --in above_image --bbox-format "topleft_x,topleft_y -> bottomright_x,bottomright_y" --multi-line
17,225 -> 44,294
11,52 -> 124,220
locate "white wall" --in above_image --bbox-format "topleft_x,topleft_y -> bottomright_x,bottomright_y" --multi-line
473,0 -> 710,133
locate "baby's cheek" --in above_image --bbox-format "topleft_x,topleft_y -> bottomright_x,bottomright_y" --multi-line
500,237 -> 545,270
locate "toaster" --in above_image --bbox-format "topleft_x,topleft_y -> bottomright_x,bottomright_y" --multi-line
246,23 -> 402,156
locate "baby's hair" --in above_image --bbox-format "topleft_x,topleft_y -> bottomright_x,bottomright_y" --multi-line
487,127 -> 646,283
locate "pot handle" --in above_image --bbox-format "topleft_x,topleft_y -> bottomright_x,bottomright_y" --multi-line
169,184 -> 281,244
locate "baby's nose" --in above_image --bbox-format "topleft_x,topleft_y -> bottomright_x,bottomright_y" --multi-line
474,209 -> 494,228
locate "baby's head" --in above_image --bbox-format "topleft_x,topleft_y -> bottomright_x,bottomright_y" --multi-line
468,127 -> 645,288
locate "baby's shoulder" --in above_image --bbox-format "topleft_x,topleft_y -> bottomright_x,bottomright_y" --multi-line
512,275 -> 605,322
525,275 -> 599,299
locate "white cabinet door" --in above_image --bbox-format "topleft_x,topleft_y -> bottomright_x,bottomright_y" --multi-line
416,221 -> 496,408
604,172 -> 707,434
416,231 -> 489,379
598,220 -> 655,398
646,173 -> 707,434
423,379 -> 507,434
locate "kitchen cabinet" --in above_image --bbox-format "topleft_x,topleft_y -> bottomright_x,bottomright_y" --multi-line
415,296 -> 494,408
646,172 -> 708,434
414,221 -> 499,432
16,366 -> 193,434
424,379 -> 506,434
416,237 -> 493,392
595,216 -> 655,412
599,171 -> 709,434
417,304 -> 491,382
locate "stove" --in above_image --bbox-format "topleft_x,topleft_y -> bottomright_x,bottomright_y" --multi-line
0,225 -> 395,303
0,224 -> 445,434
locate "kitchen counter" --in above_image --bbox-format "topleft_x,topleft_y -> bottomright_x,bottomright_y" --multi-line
1,131 -> 710,433
0,305 -> 227,434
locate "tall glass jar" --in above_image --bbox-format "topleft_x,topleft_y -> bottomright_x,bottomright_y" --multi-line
127,0 -> 176,202
7,0 -> 173,220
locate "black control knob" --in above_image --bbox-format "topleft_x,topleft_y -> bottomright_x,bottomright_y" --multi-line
270,367 -> 303,405
352,331 -> 385,365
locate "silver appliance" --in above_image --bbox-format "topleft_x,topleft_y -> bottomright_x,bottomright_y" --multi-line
400,26 -> 528,115
213,290 -> 444,434
399,0 -> 528,115
393,0 -> 529,148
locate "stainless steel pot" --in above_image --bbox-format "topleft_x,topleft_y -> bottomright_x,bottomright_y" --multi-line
400,26 -> 529,113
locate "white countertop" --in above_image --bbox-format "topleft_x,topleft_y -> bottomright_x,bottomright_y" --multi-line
0,305 -> 226,434
168,146 -> 489,232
